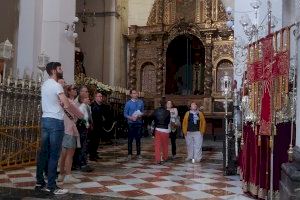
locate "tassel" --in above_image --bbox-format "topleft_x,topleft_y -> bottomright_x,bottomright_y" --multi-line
285,75 -> 289,94
241,136 -> 244,147
288,145 -> 293,162
269,137 -> 273,149
258,135 -> 261,146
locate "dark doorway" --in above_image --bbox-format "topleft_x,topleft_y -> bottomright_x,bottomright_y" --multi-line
166,34 -> 205,95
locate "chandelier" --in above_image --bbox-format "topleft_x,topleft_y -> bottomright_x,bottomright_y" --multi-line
78,0 -> 96,32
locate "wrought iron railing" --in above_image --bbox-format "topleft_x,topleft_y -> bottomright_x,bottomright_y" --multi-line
0,77 -> 41,169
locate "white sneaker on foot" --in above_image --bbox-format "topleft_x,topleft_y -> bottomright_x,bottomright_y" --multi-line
52,187 -> 68,195
57,174 -> 65,182
63,175 -> 81,183
43,186 -> 68,195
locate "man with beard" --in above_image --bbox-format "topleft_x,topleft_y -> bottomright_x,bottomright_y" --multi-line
35,62 -> 70,195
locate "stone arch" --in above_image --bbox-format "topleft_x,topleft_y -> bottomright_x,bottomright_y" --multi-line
139,62 -> 157,94
165,21 -> 205,48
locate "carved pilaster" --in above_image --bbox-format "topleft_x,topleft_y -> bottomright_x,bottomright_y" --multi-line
205,1 -> 212,28
156,46 -> 164,95
204,43 -> 213,96
156,0 -> 164,24
128,39 -> 137,90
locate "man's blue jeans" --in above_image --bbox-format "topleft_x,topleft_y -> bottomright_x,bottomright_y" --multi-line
36,117 -> 64,190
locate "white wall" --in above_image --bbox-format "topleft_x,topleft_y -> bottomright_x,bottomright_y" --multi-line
16,0 -> 76,83
76,0 -> 128,87
17,0 -> 42,78
76,0 -> 105,81
234,0 -> 282,88
233,0 -> 253,88
41,0 -> 76,83
128,0 -> 154,26
282,0 -> 300,147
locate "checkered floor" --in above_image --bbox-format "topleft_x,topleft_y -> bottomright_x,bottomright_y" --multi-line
0,137 -> 254,200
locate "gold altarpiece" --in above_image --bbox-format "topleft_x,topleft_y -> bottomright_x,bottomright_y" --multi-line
126,0 -> 234,113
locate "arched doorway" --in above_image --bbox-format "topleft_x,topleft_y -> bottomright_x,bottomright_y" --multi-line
165,34 -> 205,95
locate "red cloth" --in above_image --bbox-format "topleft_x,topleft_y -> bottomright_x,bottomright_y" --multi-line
247,36 -> 289,136
240,123 -> 293,198
154,130 -> 169,162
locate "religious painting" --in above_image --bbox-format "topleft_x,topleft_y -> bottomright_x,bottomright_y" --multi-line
141,63 -> 156,94
176,0 -> 196,22
216,60 -> 233,92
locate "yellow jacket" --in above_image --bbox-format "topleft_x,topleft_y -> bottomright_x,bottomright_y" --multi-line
182,111 -> 206,135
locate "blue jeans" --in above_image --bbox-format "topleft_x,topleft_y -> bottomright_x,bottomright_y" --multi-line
36,117 -> 64,190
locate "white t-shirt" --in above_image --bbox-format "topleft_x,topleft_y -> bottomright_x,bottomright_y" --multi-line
41,78 -> 64,120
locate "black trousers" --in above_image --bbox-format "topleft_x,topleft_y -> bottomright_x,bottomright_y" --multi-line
88,129 -> 101,158
128,123 -> 142,155
73,123 -> 88,168
170,130 -> 177,156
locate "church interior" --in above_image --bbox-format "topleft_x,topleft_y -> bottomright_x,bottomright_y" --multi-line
0,0 -> 300,199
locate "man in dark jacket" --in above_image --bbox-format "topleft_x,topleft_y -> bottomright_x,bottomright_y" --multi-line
89,91 -> 106,161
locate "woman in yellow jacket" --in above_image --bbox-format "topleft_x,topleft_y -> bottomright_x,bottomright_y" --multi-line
182,102 -> 206,163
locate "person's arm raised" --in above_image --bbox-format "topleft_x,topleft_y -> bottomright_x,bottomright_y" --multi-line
58,92 -> 70,109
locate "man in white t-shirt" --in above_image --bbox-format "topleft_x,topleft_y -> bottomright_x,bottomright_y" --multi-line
35,62 -> 70,195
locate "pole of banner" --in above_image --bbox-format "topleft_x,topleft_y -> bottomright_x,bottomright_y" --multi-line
266,1 -> 274,199
289,22 -> 300,162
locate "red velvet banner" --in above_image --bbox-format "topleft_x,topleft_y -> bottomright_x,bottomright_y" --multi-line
247,36 -> 289,136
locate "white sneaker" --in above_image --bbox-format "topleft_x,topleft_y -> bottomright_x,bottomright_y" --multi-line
52,187 -> 68,195
63,175 -> 81,184
43,186 -> 68,195
57,174 -> 65,182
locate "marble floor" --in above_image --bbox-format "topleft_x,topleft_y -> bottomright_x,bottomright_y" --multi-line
0,137 -> 255,200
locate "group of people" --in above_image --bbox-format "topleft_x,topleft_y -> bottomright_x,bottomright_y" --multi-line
35,62 -> 207,195
35,62 -> 110,195
124,92 -> 207,165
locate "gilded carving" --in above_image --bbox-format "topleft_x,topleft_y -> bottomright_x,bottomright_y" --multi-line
212,42 -> 234,64
141,63 -> 157,94
128,0 -> 233,101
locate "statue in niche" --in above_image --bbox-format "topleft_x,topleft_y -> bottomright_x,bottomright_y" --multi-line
193,62 -> 204,95
75,47 -> 86,76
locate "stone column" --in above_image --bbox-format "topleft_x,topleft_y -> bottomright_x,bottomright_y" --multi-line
279,23 -> 300,200
16,0 -> 43,78
102,0 -> 116,85
128,38 -> 137,90
41,0 -> 76,83
17,0 -> 76,82
204,43 -> 213,96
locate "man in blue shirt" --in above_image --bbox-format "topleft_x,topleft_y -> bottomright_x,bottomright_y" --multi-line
124,89 -> 144,160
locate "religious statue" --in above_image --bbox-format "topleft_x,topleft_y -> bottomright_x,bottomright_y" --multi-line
75,47 -> 86,76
